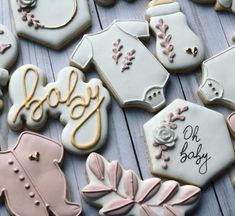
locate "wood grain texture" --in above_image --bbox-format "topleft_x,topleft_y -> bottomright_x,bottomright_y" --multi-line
0,0 -> 235,215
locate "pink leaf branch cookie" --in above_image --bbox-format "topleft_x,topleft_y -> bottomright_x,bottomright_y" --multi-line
112,38 -> 123,64
156,19 -> 175,63
82,153 -> 201,216
153,106 -> 189,169
121,49 -> 136,72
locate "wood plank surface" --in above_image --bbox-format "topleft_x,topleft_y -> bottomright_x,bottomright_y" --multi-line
1,0 -> 235,215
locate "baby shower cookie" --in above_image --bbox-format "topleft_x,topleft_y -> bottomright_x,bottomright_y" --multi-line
70,20 -> 169,112
198,46 -> 235,109
0,24 -> 18,69
9,0 -> 91,50
146,0 -> 205,73
8,65 -> 111,155
0,131 -> 82,216
143,99 -> 234,187
82,153 -> 201,216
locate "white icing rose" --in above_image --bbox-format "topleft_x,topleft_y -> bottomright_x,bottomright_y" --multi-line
18,0 -> 37,8
153,125 -> 177,147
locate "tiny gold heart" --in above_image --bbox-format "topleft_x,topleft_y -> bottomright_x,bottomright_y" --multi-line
29,152 -> 40,161
186,47 -> 198,57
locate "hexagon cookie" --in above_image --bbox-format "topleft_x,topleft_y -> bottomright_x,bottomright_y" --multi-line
143,99 -> 234,187
9,0 -> 91,50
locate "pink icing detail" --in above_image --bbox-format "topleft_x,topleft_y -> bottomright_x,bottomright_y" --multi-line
136,178 -> 161,203
156,18 -> 175,63
107,160 -> 123,191
101,199 -> 135,216
18,7 -> 44,29
227,112 -> 235,135
82,153 -> 201,216
88,153 -> 105,181
170,185 -> 201,206
124,171 -> 138,200
0,132 -> 81,216
121,49 -> 136,72
139,204 -> 159,216
164,106 -> 189,129
0,44 -> 11,54
163,204 -> 182,216
158,181 -> 178,205
81,184 -> 112,200
153,106 -> 189,169
112,38 -> 123,64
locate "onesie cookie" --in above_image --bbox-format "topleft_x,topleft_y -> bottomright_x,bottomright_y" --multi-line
143,99 -> 234,187
198,46 -> 235,109
82,153 -> 201,216
0,131 -> 82,216
146,0 -> 205,73
0,24 -> 18,69
9,0 -> 91,50
8,65 -> 111,155
70,20 -> 169,112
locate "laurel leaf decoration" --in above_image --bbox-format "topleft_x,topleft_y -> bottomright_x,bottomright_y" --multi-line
156,18 -> 176,63
82,153 -> 201,216
88,153 -> 105,181
100,199 -> 135,216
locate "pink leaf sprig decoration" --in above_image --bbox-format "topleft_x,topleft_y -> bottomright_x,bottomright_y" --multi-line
82,153 -> 201,216
163,106 -> 189,130
121,49 -> 136,72
112,39 -> 123,64
153,106 -> 189,169
156,18 -> 175,63
18,7 -> 43,29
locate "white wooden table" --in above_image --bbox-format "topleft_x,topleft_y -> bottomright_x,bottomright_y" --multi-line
1,0 -> 235,215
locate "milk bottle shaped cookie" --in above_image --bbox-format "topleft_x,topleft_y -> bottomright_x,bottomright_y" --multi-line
146,0 -> 205,73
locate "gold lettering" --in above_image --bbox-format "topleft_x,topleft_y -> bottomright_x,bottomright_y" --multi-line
12,67 -> 105,150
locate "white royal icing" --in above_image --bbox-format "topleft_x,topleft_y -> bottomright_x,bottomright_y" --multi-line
8,65 -> 111,155
143,99 -> 234,187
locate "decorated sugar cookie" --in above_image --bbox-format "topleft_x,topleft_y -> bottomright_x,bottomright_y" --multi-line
9,0 -> 91,50
143,99 -> 234,187
8,65 -> 111,155
82,153 -> 201,216
146,0 -> 205,73
95,0 -> 134,7
198,46 -> 235,109
0,24 -> 18,69
70,20 -> 169,112
0,131 -> 82,216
